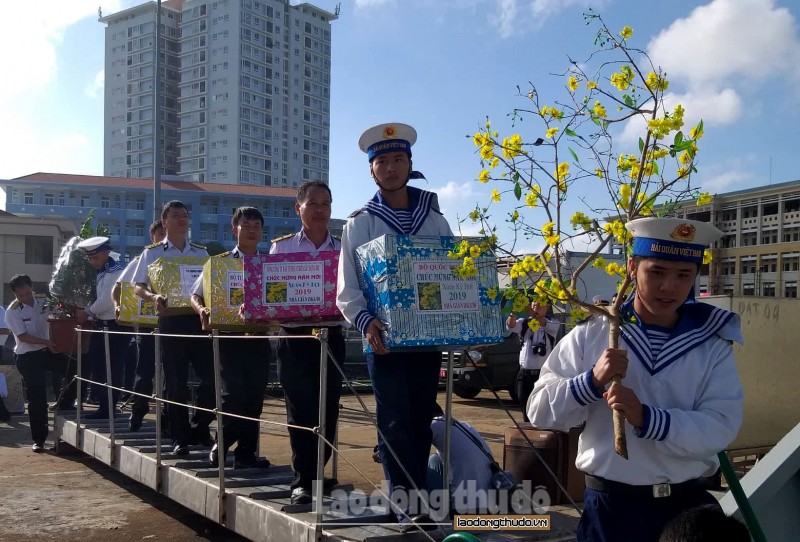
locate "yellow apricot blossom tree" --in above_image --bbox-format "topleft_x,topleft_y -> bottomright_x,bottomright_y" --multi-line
450,11 -> 713,458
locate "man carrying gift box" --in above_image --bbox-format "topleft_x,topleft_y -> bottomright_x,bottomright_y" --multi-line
76,236 -> 127,419
528,217 -> 744,542
270,181 -> 344,505
132,200 -> 212,456
114,220 -> 165,431
4,275 -> 67,452
190,206 -> 272,469
336,122 -> 453,531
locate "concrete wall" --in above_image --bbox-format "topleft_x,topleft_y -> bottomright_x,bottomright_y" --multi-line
704,295 -> 800,451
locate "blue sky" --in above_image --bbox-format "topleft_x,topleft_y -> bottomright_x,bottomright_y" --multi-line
1,0 -> 799,252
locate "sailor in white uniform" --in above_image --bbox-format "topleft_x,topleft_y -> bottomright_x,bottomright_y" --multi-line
336,122 -> 452,531
528,217 -> 744,542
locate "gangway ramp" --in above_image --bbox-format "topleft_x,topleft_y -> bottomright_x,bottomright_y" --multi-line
52,412 -> 579,541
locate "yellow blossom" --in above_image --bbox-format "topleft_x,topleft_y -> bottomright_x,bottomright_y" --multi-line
568,75 -> 579,92
586,81 -> 597,90
542,221 -> 560,247
697,192 -> 712,206
490,189 -> 501,203
472,131 -> 486,147
469,244 -> 482,258
546,127 -> 559,139
468,209 -> 480,222
502,133 -> 523,159
570,211 -> 592,231
619,25 -> 633,40
512,294 -> 528,313
593,100 -> 606,118
540,106 -> 563,120
605,262 -> 626,278
592,256 -> 607,269
677,166 -> 689,178
645,71 -> 669,92
489,156 -> 500,169
556,162 -> 570,181
690,124 -> 704,140
610,66 -> 634,91
525,191 -> 538,208
679,151 -> 692,165
479,142 -> 495,160
527,319 -> 541,332
486,287 -> 498,302
478,170 -> 490,183
510,210 -> 519,222
703,250 -> 713,265
595,168 -> 604,179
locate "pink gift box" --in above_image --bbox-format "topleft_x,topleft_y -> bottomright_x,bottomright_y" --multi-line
243,251 -> 343,324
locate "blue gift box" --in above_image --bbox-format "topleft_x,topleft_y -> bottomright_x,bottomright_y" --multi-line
355,235 -> 505,351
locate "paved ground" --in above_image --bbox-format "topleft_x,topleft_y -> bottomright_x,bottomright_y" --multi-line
0,386 -> 581,541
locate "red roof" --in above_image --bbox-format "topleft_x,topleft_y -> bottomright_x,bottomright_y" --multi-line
11,173 -> 297,198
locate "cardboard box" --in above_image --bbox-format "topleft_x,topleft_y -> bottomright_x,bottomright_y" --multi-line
201,257 -> 273,331
355,235 -> 504,351
242,251 -> 342,324
117,281 -> 158,327
147,256 -> 208,315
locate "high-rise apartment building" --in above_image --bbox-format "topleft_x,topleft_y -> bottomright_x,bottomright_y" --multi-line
101,0 -> 336,188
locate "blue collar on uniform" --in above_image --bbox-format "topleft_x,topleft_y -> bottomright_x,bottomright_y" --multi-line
98,256 -> 123,278
363,186 -> 435,235
619,297 -> 736,375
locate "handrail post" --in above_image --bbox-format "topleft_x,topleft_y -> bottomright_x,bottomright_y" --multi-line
154,328 -> 163,492
76,326 -> 83,447
444,351 -> 454,517
314,328 -> 330,534
104,326 -> 116,462
212,330 -> 226,525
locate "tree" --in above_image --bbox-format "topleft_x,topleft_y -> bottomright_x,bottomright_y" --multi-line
450,11 -> 713,458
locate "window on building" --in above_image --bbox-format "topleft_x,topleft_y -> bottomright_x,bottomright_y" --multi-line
742,283 -> 755,296
25,236 -> 53,265
763,282 -> 776,297
44,193 -> 54,206
24,192 -> 34,205
101,196 -> 110,208
81,195 -> 90,207
786,283 -> 798,298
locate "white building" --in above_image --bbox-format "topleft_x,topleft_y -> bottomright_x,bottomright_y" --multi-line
100,0 -> 337,188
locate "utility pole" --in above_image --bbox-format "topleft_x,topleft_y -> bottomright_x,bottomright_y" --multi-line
153,0 -> 162,222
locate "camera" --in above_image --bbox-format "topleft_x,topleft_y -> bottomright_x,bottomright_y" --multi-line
532,342 -> 547,356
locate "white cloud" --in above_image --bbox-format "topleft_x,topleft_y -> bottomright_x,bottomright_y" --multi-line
648,0 -> 800,89
488,0 -> 518,39
701,170 -> 755,193
435,180 -> 479,203
86,69 -> 105,100
487,0 -> 603,38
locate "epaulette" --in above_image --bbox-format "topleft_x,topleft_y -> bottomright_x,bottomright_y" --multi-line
216,250 -> 232,258
271,233 -> 295,243
34,293 -> 46,299
348,208 -> 365,219
145,242 -> 161,249
9,299 -> 20,310
331,234 -> 341,241
189,241 -> 206,250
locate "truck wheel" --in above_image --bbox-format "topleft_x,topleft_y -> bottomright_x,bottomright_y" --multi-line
453,383 -> 481,399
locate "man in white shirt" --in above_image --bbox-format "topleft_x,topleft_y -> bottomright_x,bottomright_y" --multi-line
0,306 -> 10,422
4,275 -> 63,452
506,300 -> 559,422
76,236 -> 126,419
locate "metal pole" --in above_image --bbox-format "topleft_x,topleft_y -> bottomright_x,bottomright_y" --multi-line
76,326 -> 83,445
444,351 -> 454,501
211,331 -> 226,525
104,327 -> 116,458
154,329 -> 163,491
152,0 -> 162,220
314,328 -> 329,531
717,451 -> 768,542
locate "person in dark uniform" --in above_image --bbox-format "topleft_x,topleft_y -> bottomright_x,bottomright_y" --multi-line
270,181 -> 344,505
336,123 -> 453,531
114,220 -> 166,431
132,201 -> 212,456
190,206 -> 271,469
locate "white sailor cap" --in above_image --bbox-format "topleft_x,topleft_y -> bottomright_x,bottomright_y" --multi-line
592,295 -> 609,306
358,122 -> 417,161
626,217 -> 722,264
77,236 -> 112,256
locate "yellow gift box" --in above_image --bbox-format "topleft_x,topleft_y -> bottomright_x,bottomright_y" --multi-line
201,257 -> 270,331
117,282 -> 158,327
147,256 -> 208,315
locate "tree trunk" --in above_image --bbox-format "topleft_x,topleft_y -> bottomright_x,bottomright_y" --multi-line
607,305 -> 628,459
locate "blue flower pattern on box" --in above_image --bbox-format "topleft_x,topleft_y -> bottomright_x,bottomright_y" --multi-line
356,235 -> 504,352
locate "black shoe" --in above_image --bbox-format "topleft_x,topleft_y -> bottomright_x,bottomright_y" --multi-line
291,487 -> 312,505
32,442 -> 46,453
129,411 -> 145,432
57,403 -> 77,412
209,444 -> 223,467
172,443 -> 189,456
323,477 -> 338,492
233,456 -> 271,470
84,409 -> 110,420
192,426 -> 214,447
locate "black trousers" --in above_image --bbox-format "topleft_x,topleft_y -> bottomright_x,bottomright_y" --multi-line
515,367 -> 540,423
218,334 -> 271,460
277,326 -> 344,490
158,314 -> 214,446
16,349 -> 68,444
131,332 -> 156,415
